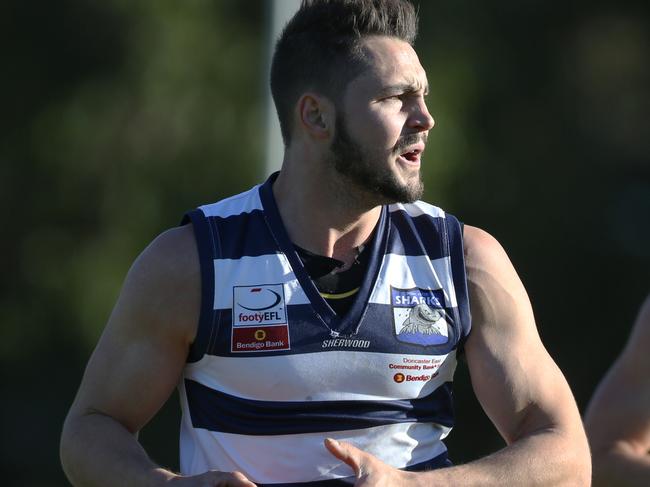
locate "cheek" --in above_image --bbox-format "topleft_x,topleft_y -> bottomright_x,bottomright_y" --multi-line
354,109 -> 405,150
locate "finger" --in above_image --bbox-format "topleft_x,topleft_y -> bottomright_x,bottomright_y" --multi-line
203,470 -> 257,486
229,471 -> 257,487
324,438 -> 364,475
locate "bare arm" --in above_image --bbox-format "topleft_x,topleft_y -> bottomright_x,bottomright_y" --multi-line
60,225 -> 255,487
326,225 -> 590,486
585,295 -> 650,487
441,225 -> 591,485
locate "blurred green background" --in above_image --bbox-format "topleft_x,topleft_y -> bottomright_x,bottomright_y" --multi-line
1,0 -> 648,485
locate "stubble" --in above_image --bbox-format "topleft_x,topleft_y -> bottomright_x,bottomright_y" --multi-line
329,113 -> 424,205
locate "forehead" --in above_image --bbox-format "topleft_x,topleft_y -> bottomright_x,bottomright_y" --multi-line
350,36 -> 428,93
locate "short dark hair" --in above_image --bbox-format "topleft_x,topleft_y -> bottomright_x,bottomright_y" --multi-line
270,0 -> 419,146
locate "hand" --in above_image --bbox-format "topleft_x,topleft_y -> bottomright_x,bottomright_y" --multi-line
324,438 -> 416,487
168,470 -> 257,487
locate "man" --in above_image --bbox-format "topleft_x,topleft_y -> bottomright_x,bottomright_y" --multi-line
585,295 -> 650,487
60,1 -> 591,485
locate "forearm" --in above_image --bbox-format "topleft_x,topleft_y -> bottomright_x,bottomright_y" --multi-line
414,428 -> 590,487
592,448 -> 650,487
60,411 -> 176,487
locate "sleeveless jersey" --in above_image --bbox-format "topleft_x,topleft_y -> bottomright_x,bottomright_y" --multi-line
179,173 -> 471,486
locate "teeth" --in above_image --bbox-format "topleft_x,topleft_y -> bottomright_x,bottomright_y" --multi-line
401,151 -> 418,162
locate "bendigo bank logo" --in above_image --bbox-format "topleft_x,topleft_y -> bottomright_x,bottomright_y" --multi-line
393,372 -> 431,383
231,284 -> 290,353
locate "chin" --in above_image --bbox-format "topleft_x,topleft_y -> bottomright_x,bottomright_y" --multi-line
373,174 -> 424,205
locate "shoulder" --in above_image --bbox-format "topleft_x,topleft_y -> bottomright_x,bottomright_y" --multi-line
630,295 -> 650,341
463,225 -> 509,262
598,295 -> 650,373
462,225 -> 520,288
461,225 -> 532,330
121,224 -> 200,344
130,224 -> 199,295
136,224 -> 198,273
617,295 -> 650,367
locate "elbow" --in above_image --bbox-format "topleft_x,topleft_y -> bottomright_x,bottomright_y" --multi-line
60,409 -> 96,485
567,430 -> 592,487
60,413 -> 80,484
560,441 -> 591,487
546,422 -> 591,487
574,451 -> 592,487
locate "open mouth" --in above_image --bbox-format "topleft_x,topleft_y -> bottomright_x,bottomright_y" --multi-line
401,150 -> 420,162
398,148 -> 422,166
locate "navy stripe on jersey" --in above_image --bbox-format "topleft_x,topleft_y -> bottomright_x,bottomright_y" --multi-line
445,214 -> 472,350
257,478 -> 357,487
182,209 -> 219,363
186,379 -> 454,435
208,302 -> 461,358
254,477 -> 358,487
208,209 -> 281,260
193,206 -> 450,262
388,209 -> 446,259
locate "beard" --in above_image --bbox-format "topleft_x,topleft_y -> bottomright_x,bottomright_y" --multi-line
328,113 -> 424,204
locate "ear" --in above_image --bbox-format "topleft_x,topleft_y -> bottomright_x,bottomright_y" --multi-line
297,93 -> 334,140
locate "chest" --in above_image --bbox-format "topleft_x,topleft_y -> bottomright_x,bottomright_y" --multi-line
187,251 -> 462,402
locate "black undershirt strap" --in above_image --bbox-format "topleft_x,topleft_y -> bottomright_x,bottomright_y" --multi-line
294,239 -> 372,317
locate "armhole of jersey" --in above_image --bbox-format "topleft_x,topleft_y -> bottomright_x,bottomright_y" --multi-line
181,209 -> 219,363
445,214 -> 472,355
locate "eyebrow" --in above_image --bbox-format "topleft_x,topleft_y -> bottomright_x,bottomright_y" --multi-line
377,82 -> 429,97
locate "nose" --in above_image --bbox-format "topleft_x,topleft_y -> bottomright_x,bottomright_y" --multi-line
408,98 -> 435,132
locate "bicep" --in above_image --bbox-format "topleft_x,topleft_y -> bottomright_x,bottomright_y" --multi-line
72,299 -> 189,433
463,226 -> 580,444
68,226 -> 200,433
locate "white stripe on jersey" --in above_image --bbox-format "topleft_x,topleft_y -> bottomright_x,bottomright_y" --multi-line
199,185 -> 263,219
389,201 -> 446,218
184,350 -> 457,402
213,254 -> 310,309
179,416 -> 450,483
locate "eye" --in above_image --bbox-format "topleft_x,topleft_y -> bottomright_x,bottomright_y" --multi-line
382,94 -> 405,103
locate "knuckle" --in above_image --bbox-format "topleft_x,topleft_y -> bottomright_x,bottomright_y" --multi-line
231,471 -> 249,483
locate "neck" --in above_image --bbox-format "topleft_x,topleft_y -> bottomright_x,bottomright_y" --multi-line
272,151 -> 382,267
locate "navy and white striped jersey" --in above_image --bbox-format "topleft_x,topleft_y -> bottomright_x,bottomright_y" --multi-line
179,173 -> 471,485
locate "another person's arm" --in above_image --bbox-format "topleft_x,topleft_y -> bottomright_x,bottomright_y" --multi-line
326,225 -> 591,486
59,225 -> 255,487
584,295 -> 650,487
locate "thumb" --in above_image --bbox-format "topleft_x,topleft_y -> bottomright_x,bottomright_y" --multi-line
324,438 -> 365,476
